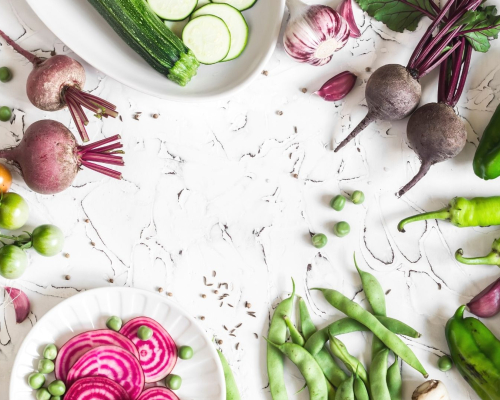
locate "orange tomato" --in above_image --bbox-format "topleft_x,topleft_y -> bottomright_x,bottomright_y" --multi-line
0,164 -> 12,193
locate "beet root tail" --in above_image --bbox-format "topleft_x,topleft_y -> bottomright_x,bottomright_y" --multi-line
0,29 -> 41,65
334,112 -> 377,152
397,161 -> 432,197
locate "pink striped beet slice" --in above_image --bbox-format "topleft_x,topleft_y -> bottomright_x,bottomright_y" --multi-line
67,345 -> 144,399
137,387 -> 180,400
65,376 -> 131,400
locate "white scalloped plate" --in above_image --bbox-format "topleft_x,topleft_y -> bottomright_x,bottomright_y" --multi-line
9,287 -> 225,400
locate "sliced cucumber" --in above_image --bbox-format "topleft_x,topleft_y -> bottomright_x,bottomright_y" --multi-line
196,0 -> 211,9
182,15 -> 231,64
211,0 -> 257,12
192,3 -> 248,61
148,0 -> 198,21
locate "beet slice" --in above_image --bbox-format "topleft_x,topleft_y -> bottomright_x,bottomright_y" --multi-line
65,376 -> 131,400
67,345 -> 144,400
55,329 -> 139,381
120,317 -> 178,383
137,387 -> 180,400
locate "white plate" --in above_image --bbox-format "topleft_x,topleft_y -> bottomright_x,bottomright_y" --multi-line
9,287 -> 225,400
25,0 -> 285,102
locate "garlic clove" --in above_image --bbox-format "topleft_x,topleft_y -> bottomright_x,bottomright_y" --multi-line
467,277 -> 500,318
412,380 -> 450,400
338,0 -> 361,38
5,287 -> 30,323
315,71 -> 357,101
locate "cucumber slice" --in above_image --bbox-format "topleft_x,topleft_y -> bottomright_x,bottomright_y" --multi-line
192,3 -> 248,61
182,15 -> 231,65
148,0 -> 198,21
211,0 -> 257,12
196,0 -> 211,8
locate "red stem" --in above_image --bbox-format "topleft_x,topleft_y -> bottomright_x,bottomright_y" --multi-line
82,153 -> 124,166
86,142 -> 123,154
79,135 -> 121,152
66,98 -> 90,143
0,29 -> 41,65
80,160 -> 122,179
445,38 -> 466,104
451,42 -> 473,106
418,38 -> 462,77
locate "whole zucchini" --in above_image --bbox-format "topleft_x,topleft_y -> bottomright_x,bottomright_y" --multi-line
89,0 -> 199,86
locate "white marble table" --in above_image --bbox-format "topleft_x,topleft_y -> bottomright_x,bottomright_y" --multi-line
1,0 -> 499,399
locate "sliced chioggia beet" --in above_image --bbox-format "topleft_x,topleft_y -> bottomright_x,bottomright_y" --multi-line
137,387 -> 180,400
4,287 -> 30,323
55,329 -> 139,382
67,345 -> 144,399
120,317 -> 178,383
65,376 -> 131,400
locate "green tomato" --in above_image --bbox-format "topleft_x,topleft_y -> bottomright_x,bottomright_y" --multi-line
0,67 -> 12,83
330,195 -> 346,211
333,222 -> 350,237
106,316 -> 123,332
311,233 -> 327,249
351,190 -> 365,205
137,326 -> 153,340
38,359 -> 55,374
36,388 -> 51,400
0,106 -> 11,122
43,344 -> 58,360
178,345 -> 193,360
48,380 -> 66,396
28,372 -> 45,390
0,245 -> 28,279
32,225 -> 64,256
166,374 -> 182,390
0,192 -> 29,230
438,355 -> 452,371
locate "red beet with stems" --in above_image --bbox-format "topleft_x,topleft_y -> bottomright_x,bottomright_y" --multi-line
0,30 -> 117,142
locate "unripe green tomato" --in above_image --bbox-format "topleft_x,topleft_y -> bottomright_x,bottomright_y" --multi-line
333,222 -> 350,237
106,316 -> 123,332
311,233 -> 327,248
351,190 -> 365,205
28,372 -> 45,390
438,355 -> 452,371
0,106 -> 12,122
0,245 -> 28,279
166,374 -> 182,390
36,388 -> 51,400
0,67 -> 12,83
0,192 -> 29,230
137,325 -> 153,340
32,225 -> 64,257
43,344 -> 58,360
330,195 -> 346,211
38,359 -> 55,374
48,380 -> 66,396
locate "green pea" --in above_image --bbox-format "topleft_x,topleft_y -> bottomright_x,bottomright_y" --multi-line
333,222 -> 350,237
0,106 -> 11,122
137,325 -> 153,340
178,345 -> 194,360
166,374 -> 182,390
43,344 -> 58,361
312,233 -> 327,248
106,316 -> 123,332
50,397 -> 62,400
438,355 -> 452,371
38,359 -> 55,374
330,195 -> 346,211
36,388 -> 51,400
28,372 -> 45,389
48,380 -> 66,396
0,67 -> 12,83
351,190 -> 365,205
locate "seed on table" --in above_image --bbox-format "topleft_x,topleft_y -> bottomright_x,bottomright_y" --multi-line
213,270 -> 216,277
276,110 -> 283,116
236,323 -> 242,328
365,67 -> 372,72
246,302 -> 251,308
200,316 -> 205,320
152,113 -> 159,119
158,287 -> 163,293
301,88 -> 307,93
236,343 -> 240,350
134,114 -> 140,120
218,340 -> 223,344
64,253 -> 70,258
201,294 -> 206,298
90,241 -> 95,246
214,290 -> 219,294
167,292 -> 173,296
109,278 -> 114,283
254,333 -> 258,338
65,275 -> 71,280
292,173 -> 298,179
262,70 -> 269,76
84,219 -> 90,223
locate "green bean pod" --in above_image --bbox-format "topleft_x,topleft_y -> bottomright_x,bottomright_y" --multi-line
299,297 -> 317,341
217,350 -> 241,400
326,379 -> 337,400
329,336 -> 369,387
369,349 -> 391,400
284,316 -> 305,346
314,347 -> 348,388
353,374 -> 370,400
335,375 -> 354,400
386,356 -> 402,400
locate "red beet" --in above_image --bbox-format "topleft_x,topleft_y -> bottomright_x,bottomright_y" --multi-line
137,387 -> 180,400
65,376 -> 131,400
0,120 -> 123,194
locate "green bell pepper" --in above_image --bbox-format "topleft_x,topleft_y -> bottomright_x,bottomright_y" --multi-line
474,104 -> 500,180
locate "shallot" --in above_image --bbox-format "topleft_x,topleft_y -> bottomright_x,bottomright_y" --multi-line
4,287 -> 30,323
467,278 -> 500,318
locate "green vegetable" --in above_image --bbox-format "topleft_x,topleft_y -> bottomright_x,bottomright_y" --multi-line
312,233 -> 328,248
283,316 -> 305,346
137,325 -> 153,340
38,359 -> 55,374
369,349 -> 391,400
47,380 -> 66,396
0,245 -> 28,279
28,372 -> 45,390
43,344 -> 58,360
329,336 -> 369,387
386,356 -> 402,400
474,104 -> 500,180
0,67 -> 12,83
0,106 -> 11,122
166,374 -> 182,390
0,192 -> 29,230
217,349 -> 241,400
298,298 -> 316,341
36,388 -> 51,400
438,355 -> 453,372
178,345 -> 194,360
106,316 -> 123,331
398,197 -> 500,232
456,237 -> 500,266
351,190 -> 365,205
353,374 -> 370,400
32,225 -> 64,256
89,0 -> 199,86
456,6 -> 500,53
333,222 -> 350,237
335,375 -> 354,400
330,195 -> 346,211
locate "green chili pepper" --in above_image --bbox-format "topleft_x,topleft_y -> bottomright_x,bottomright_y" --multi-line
398,197 -> 500,232
329,336 -> 369,387
455,238 -> 500,266
217,350 -> 241,400
386,356 -> 402,400
473,104 -> 500,180
335,375 -> 354,400
445,306 -> 500,399
283,316 -> 305,346
369,349 -> 391,400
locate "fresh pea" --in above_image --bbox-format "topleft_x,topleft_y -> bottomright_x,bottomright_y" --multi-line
217,349 -> 241,400
353,374 -> 370,400
47,380 -> 66,396
387,356 -> 402,400
438,355 -> 453,371
178,345 -> 194,360
43,344 -> 58,360
298,297 -> 316,342
351,190 -> 365,205
137,325 -> 153,340
369,349 -> 391,400
0,67 -> 12,83
330,195 -> 346,211
312,233 -> 328,248
335,375 -> 354,400
28,372 -> 45,390
38,359 -> 55,374
106,316 -> 123,331
36,388 -> 51,400
333,222 -> 350,237
283,316 -> 305,346
0,106 -> 11,122
50,397 -> 62,400
329,336 -> 368,387
166,374 -> 182,390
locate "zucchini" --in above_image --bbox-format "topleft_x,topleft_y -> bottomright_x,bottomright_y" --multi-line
148,0 -> 198,21
211,0 -> 257,12
89,0 -> 199,86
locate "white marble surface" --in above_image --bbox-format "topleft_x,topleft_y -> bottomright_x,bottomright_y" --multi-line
1,0 -> 500,399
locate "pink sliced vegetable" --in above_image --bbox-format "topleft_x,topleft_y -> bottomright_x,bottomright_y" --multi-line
0,120 -> 123,195
467,277 -> 500,318
67,345 -> 144,399
315,71 -> 357,101
137,387 -> 180,400
65,376 -> 131,400
55,329 -> 139,382
120,317 -> 178,383
4,287 -> 30,323
337,0 -> 361,38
